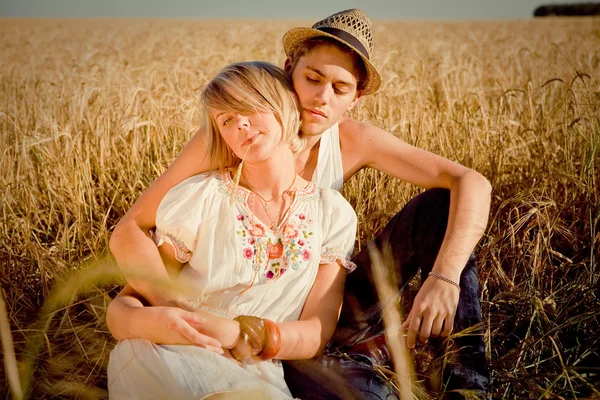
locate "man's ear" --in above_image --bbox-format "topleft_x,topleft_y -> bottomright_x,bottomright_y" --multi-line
347,90 -> 362,111
284,57 -> 293,74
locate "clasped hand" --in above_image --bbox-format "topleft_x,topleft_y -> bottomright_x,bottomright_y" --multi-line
138,299 -> 223,353
158,300 -> 264,365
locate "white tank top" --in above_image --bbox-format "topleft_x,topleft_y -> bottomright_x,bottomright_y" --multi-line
311,123 -> 344,192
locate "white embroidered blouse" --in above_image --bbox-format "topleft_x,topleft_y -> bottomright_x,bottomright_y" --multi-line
151,171 -> 357,323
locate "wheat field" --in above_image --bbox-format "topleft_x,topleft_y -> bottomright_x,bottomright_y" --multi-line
0,17 -> 599,399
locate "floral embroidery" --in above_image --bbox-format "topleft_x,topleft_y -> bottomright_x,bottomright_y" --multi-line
243,247 -> 254,259
282,224 -> 298,239
267,241 -> 284,259
236,212 -> 315,282
301,249 -> 311,261
250,224 -> 265,237
221,171 -> 320,283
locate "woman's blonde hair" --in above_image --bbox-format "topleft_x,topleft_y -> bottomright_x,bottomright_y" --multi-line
200,61 -> 304,171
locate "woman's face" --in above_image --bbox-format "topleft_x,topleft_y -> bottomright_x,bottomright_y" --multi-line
289,43 -> 361,136
212,110 -> 284,163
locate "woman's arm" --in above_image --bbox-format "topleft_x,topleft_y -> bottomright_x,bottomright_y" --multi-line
106,261 -> 346,360
105,285 -> 222,352
190,261 -> 345,359
276,261 -> 346,359
340,117 -> 492,347
106,238 -> 226,350
109,128 -> 212,305
204,261 -> 346,359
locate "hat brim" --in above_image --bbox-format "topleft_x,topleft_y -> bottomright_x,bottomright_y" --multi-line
282,27 -> 381,95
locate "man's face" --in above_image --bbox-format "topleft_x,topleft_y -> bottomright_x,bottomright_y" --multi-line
288,43 -> 361,136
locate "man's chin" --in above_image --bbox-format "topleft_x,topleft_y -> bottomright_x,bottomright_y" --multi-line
301,121 -> 331,137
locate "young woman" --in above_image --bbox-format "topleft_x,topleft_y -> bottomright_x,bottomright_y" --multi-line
108,9 -> 492,398
107,61 -> 357,399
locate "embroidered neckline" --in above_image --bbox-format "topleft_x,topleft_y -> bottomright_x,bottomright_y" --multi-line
219,171 -> 318,202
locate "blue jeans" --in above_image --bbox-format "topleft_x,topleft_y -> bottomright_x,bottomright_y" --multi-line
283,189 -> 490,399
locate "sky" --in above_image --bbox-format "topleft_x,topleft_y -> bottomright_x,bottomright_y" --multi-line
0,0 -> 593,20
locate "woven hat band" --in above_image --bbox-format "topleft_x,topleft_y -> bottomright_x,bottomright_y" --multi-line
317,27 -> 370,61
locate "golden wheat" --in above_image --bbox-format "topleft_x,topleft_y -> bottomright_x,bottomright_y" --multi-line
1,18 -> 598,398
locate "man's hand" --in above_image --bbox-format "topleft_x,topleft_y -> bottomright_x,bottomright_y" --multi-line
401,275 -> 460,349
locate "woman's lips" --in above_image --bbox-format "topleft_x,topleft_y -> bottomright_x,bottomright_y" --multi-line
243,135 -> 258,146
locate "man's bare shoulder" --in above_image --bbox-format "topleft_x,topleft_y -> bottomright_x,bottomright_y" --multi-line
338,116 -> 396,148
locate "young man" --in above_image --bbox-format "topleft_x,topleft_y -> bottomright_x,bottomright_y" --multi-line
107,9 -> 491,399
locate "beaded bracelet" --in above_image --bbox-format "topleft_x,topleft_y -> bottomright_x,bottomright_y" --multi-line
428,272 -> 461,291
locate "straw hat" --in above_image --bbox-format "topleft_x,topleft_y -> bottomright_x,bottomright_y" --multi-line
282,9 -> 381,95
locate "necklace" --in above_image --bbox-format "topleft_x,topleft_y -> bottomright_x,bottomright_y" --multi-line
244,174 -> 298,231
249,192 -> 280,232
244,173 -> 297,213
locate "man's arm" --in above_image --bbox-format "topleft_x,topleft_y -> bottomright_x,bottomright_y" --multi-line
341,118 -> 492,347
109,127 -> 212,305
106,236 -> 226,350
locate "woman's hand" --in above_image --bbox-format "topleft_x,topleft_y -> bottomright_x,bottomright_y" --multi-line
106,286 -> 223,352
144,306 -> 223,354
401,276 -> 460,349
129,304 -> 224,353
